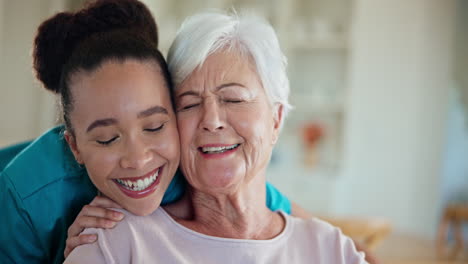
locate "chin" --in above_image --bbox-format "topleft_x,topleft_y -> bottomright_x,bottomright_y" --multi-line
118,195 -> 163,216
196,176 -> 241,194
125,203 -> 159,216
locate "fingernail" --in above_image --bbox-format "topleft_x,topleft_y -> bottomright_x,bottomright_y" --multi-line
87,235 -> 97,242
113,211 -> 124,220
105,220 -> 115,228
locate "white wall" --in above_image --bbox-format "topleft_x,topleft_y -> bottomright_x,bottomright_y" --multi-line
333,0 -> 455,238
455,0 -> 468,118
0,1 -> 4,79
0,0 -> 3,56
0,1 -> 59,147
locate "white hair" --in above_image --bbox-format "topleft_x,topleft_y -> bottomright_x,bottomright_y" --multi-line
167,10 -> 292,122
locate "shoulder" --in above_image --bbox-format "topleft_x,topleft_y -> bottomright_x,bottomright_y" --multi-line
0,126 -> 95,256
286,215 -> 367,263
1,125 -> 85,199
76,209 -> 168,263
76,212 -> 135,264
286,213 -> 337,232
81,208 -> 167,245
286,215 -> 343,244
64,237 -> 108,264
266,182 -> 291,214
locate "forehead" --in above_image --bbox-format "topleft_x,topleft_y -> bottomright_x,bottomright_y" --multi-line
178,51 -> 262,90
70,60 -> 172,111
72,59 -> 164,85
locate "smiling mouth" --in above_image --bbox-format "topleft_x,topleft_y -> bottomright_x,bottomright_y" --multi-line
114,168 -> 160,192
199,144 -> 240,154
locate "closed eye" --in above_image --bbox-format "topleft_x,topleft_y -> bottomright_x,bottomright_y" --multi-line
97,136 -> 118,145
145,123 -> 165,132
179,103 -> 200,111
224,99 -> 243,103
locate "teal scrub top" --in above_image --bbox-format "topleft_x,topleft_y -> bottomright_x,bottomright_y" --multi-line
0,126 -> 291,264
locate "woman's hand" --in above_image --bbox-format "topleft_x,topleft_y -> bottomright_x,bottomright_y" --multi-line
64,196 -> 124,258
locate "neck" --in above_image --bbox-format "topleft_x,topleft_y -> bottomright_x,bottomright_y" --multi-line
167,174 -> 285,240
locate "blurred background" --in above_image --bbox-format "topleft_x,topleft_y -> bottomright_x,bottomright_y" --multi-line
0,0 -> 467,263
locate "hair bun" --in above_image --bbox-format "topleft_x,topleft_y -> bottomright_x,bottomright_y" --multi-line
33,0 -> 159,93
75,0 -> 158,45
33,12 -> 74,93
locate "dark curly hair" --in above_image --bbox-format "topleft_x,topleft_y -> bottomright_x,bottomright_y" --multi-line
33,0 -> 172,132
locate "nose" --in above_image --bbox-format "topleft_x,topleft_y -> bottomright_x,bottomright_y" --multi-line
120,136 -> 152,170
200,98 -> 225,132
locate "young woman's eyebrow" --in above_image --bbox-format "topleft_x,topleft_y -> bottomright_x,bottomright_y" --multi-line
86,106 -> 168,133
137,105 -> 168,118
86,118 -> 117,133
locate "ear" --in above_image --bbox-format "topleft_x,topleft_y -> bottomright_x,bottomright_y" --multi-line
271,104 -> 284,145
64,130 -> 83,164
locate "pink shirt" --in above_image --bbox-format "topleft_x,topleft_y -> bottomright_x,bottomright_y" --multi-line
65,208 -> 367,263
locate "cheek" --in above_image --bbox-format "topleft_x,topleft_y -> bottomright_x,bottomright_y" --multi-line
155,132 -> 180,162
237,112 -> 270,144
82,147 -> 121,184
177,116 -> 197,148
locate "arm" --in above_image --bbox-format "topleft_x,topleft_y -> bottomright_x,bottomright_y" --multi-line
334,227 -> 369,264
0,172 -> 45,263
64,237 -> 107,264
266,184 -> 378,264
65,213 -> 132,263
291,201 -> 379,263
63,172 -> 186,256
265,182 -> 291,213
0,126 -> 101,263
64,196 -> 124,258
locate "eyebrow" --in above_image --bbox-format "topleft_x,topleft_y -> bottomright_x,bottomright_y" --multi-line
177,90 -> 200,99
177,82 -> 245,99
86,118 -> 118,133
216,82 -> 245,91
137,105 -> 168,118
86,106 -> 168,133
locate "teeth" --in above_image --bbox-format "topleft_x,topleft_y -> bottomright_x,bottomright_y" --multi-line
115,169 -> 159,191
202,144 -> 239,154
137,179 -> 144,188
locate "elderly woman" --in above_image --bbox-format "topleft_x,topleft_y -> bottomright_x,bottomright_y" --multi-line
65,11 -> 367,263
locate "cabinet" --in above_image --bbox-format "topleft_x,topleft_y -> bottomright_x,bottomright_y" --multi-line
277,0 -> 351,176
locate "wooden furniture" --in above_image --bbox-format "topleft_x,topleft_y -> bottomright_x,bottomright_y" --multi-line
375,232 -> 468,264
437,204 -> 468,260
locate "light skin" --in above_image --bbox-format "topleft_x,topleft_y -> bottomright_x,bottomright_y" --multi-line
164,50 -> 285,239
63,59 -> 180,256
